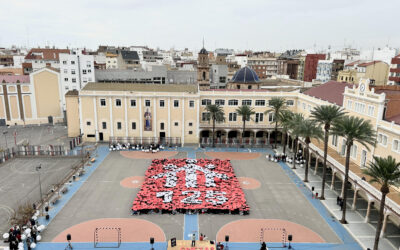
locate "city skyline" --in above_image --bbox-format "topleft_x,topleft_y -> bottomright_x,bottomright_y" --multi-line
1,0 -> 399,52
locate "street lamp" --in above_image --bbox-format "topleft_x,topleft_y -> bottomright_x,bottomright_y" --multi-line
35,164 -> 43,215
3,131 -> 8,149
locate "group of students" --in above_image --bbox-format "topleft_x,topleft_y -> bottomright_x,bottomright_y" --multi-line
109,142 -> 165,152
267,150 -> 307,166
3,216 -> 46,250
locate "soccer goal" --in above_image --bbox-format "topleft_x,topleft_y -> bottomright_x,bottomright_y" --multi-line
94,227 -> 122,248
259,227 -> 287,248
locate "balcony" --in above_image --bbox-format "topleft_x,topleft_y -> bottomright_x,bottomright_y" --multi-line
199,122 -> 274,130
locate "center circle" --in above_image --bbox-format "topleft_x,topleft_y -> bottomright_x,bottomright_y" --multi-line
120,176 -> 145,188
237,177 -> 261,189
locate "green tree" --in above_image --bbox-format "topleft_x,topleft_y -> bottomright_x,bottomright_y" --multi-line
265,97 -> 287,149
331,116 -> 376,224
311,105 -> 346,200
289,113 -> 304,169
297,119 -> 323,182
206,104 -> 225,147
362,156 -> 400,250
236,105 -> 255,146
278,110 -> 294,155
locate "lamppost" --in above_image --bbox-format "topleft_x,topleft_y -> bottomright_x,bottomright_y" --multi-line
35,164 -> 43,215
3,131 -> 8,148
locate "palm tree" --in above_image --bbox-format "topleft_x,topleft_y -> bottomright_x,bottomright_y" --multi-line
206,104 -> 225,147
278,110 -> 294,155
331,116 -> 376,224
362,156 -> 400,250
297,119 -> 323,182
311,105 -> 346,200
265,97 -> 286,149
236,105 -> 255,146
289,113 -> 304,169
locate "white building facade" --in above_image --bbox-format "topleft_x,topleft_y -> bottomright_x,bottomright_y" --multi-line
316,60 -> 333,82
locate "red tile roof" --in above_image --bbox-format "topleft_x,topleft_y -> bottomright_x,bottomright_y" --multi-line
0,75 -> 30,83
25,48 -> 70,61
387,114 -> 400,125
303,81 -> 353,106
345,60 -> 360,67
358,61 -> 382,67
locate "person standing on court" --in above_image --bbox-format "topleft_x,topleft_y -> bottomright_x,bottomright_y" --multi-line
191,233 -> 196,247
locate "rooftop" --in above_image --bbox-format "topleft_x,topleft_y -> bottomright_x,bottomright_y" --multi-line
358,61 -> 383,67
303,80 -> 353,106
82,82 -> 198,93
120,51 -> 139,61
0,75 -> 30,83
230,66 -> 260,83
25,48 -> 70,61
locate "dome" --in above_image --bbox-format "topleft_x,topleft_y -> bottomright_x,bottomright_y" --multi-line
199,48 -> 208,55
231,66 -> 260,83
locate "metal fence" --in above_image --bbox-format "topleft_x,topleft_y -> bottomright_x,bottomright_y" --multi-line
200,137 -> 272,148
109,137 -> 182,147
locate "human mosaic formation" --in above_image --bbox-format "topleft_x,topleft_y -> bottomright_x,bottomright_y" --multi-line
109,143 -> 165,152
132,158 -> 249,215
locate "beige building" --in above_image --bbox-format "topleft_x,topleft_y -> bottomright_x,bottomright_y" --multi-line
0,68 -> 64,125
338,61 -> 389,85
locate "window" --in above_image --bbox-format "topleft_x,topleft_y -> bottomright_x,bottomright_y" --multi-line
268,113 -> 275,122
189,100 -> 195,108
215,99 -> 225,106
72,78 -> 76,83
160,123 -> 165,130
131,122 -> 136,130
368,106 -> 375,116
82,69 -> 87,74
63,69 -> 68,74
350,145 -> 358,159
286,100 -> 294,106
201,99 -> 211,106
117,122 -> 122,130
228,99 -> 238,106
71,61 -> 75,65
115,99 -> 121,106
86,121 -> 91,126
102,122 -> 107,129
64,78 -> 68,82
255,113 -> 264,122
347,100 -> 352,109
145,100 -> 151,107
71,69 -> 76,75
189,131 -> 193,135
229,112 -> 237,122
332,134 -> 338,146
242,100 -> 252,106
174,100 -> 179,107
130,99 -> 136,107
255,100 -> 266,106
378,133 -> 388,146
159,100 -> 165,107
354,102 -> 366,113
62,61 -> 67,65
393,139 -> 400,153
302,103 -> 306,110
88,69 -> 92,73
189,122 -> 193,127
100,99 -> 106,106
202,112 -> 211,121
174,122 -> 179,126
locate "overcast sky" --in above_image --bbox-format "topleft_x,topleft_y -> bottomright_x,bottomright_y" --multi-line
1,0 -> 399,52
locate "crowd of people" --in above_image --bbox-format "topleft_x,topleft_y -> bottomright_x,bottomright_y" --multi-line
267,150 -> 307,166
109,143 -> 165,152
3,212 -> 46,250
131,159 -> 250,215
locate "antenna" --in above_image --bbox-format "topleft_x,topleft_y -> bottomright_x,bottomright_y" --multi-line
202,37 -> 205,49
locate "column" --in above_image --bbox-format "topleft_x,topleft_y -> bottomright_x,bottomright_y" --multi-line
153,98 -> 157,138
108,97 -> 113,137
352,189 -> 358,210
168,98 -> 171,137
196,98 -> 200,146
314,158 -> 319,175
124,96 -> 128,137
267,131 -> 271,145
139,97 -> 142,143
381,213 -> 389,237
79,96 -> 83,135
364,200 -> 372,223
225,129 -> 230,145
181,98 -> 185,146
93,97 -> 98,141
330,171 -> 336,190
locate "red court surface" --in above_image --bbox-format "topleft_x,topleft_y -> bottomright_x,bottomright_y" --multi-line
205,152 -> 261,160
237,177 -> 261,189
52,218 -> 166,242
120,151 -> 178,159
120,176 -> 145,188
216,219 -> 325,243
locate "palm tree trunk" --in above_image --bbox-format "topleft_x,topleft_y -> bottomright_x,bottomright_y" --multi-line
304,143 -> 309,182
292,137 -> 298,169
340,143 -> 352,224
320,128 -> 329,200
274,120 -> 278,149
242,120 -> 246,146
283,132 -> 287,155
374,190 -> 388,250
212,118 -> 215,148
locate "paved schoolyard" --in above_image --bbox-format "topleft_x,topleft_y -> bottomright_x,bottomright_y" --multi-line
0,124 -> 70,149
39,148 -> 347,248
0,157 -> 80,235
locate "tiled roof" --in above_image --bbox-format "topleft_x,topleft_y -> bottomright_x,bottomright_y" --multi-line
82,82 -> 198,93
120,51 -> 139,60
0,75 -> 30,83
25,48 -> 70,61
303,80 -> 353,106
0,68 -> 23,75
345,60 -> 360,67
230,66 -> 260,83
358,61 -> 382,67
387,114 -> 400,125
